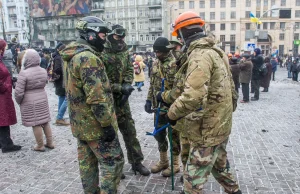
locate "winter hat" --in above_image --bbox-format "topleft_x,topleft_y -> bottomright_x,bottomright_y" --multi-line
0,39 -> 7,56
254,48 -> 261,55
153,37 -> 173,52
56,42 -> 65,51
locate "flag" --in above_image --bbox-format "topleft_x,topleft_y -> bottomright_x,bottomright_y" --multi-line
250,12 -> 262,24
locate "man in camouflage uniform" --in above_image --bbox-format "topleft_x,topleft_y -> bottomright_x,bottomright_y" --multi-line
169,39 -> 183,60
101,24 -> 150,176
145,37 -> 181,177
61,16 -> 124,194
166,11 -> 242,194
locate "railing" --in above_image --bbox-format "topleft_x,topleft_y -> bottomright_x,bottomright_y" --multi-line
149,27 -> 162,32
148,1 -> 162,6
148,14 -> 162,19
9,14 -> 17,18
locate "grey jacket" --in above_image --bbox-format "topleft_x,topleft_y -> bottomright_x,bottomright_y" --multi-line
239,59 -> 253,83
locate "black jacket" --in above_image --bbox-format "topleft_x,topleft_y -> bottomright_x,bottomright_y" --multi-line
52,51 -> 65,96
291,61 -> 299,72
40,57 -> 48,69
251,54 -> 264,80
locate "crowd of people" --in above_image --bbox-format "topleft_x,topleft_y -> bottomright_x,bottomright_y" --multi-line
2,11 -> 300,194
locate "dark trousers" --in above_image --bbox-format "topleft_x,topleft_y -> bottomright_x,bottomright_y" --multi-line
292,72 -> 298,81
241,83 -> 250,101
272,72 -> 275,81
0,126 -> 13,148
252,80 -> 260,100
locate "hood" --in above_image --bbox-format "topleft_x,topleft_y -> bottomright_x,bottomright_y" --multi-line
60,39 -> 99,62
104,37 -> 128,53
187,36 -> 216,55
22,49 -> 41,69
135,55 -> 143,62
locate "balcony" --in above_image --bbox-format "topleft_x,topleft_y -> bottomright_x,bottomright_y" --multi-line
9,14 -> 17,18
148,14 -> 162,20
148,1 -> 162,8
6,1 -> 16,7
149,27 -> 162,33
127,41 -> 139,45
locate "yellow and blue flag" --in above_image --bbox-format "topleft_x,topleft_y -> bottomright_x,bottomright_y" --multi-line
250,12 -> 262,24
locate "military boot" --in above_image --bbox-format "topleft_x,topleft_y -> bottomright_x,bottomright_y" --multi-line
233,190 -> 242,194
162,155 -> 180,177
132,163 -> 150,176
150,152 -> 169,173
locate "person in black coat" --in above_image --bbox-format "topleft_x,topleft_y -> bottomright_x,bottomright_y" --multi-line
290,58 -> 299,81
260,57 -> 272,92
251,48 -> 264,101
230,57 -> 240,93
39,52 -> 48,69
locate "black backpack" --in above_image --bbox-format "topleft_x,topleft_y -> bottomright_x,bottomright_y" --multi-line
259,63 -> 268,77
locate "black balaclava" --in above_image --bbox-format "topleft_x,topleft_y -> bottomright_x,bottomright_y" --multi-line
108,34 -> 126,52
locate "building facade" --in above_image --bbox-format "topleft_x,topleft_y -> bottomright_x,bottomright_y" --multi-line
167,0 -> 300,56
32,0 -> 167,51
0,0 -> 29,44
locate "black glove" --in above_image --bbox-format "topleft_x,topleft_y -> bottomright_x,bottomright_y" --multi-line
102,125 -> 116,142
121,83 -> 135,96
156,92 -> 163,102
165,114 -> 177,126
144,100 -> 153,114
119,94 -> 129,107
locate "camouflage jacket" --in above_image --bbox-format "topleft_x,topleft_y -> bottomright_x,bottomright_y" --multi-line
101,40 -> 133,99
171,50 -> 183,61
167,37 -> 238,147
61,39 -> 118,141
147,52 -> 177,109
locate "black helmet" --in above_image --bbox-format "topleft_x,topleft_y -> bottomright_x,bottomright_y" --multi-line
153,37 -> 173,53
110,24 -> 127,38
76,16 -> 111,52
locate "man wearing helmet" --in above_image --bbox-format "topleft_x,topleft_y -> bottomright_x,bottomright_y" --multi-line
61,16 -> 124,194
101,24 -> 150,176
166,11 -> 241,194
145,37 -> 182,177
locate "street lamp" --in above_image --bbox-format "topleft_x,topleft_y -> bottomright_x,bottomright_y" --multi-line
168,4 -> 177,40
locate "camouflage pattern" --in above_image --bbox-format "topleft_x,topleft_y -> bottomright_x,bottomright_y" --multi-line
171,50 -> 183,61
183,138 -> 239,194
61,40 -> 119,140
78,137 -> 124,194
147,52 -> 180,155
167,37 -> 238,147
180,132 -> 190,168
101,39 -> 144,164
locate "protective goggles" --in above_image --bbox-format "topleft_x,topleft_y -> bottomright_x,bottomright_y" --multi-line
111,28 -> 127,37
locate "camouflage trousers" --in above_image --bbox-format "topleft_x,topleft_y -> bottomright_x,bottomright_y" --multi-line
115,100 -> 144,164
180,132 -> 190,168
77,137 -> 124,194
184,139 -> 239,194
154,113 -> 181,155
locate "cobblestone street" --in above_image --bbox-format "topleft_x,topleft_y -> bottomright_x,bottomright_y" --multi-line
0,67 -> 300,194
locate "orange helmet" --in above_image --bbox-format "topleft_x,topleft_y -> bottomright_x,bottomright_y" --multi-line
172,11 -> 205,36
228,53 -> 233,57
234,52 -> 240,57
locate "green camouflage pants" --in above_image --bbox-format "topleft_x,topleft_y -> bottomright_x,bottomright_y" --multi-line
77,137 -> 124,194
184,139 -> 239,194
115,100 -> 144,164
154,113 -> 181,155
180,132 -> 190,168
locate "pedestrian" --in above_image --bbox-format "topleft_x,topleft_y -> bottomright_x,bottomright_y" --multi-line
228,53 -> 233,64
260,57 -> 272,92
234,52 -> 241,63
271,56 -> 278,81
52,42 -> 69,126
61,16 -> 124,194
145,37 -> 182,177
39,52 -> 48,69
239,54 -> 253,103
286,58 -> 292,78
102,24 -> 150,176
251,48 -> 264,101
169,11 -> 241,194
291,58 -> 299,81
14,49 -> 54,152
133,55 -> 146,92
0,39 -> 22,153
230,57 -> 240,93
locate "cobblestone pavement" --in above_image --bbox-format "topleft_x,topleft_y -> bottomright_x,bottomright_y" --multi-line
0,67 -> 300,194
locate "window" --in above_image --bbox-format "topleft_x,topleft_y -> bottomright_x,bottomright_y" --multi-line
256,0 -> 261,6
210,12 -> 215,20
151,34 -> 155,41
14,21 -> 17,27
263,22 -> 268,29
245,11 -> 251,18
221,12 -> 225,19
279,33 -> 285,40
246,0 -> 251,7
210,24 -> 215,31
139,10 -> 143,16
264,0 -> 268,6
246,23 -> 251,29
140,35 -> 143,41
146,35 -> 149,41
231,23 -> 236,30
297,0 -> 300,6
230,35 -> 235,42
220,0 -> 226,7
271,0 -> 275,5
220,23 -> 225,30
296,22 -> 300,29
139,22 -> 143,29
131,22 -> 135,30
279,45 -> 284,55
280,22 -> 285,29
256,11 -> 260,18
210,0 -> 215,8
294,33 -> 299,40
231,0 -> 236,7
281,0 -> 286,6
200,12 -> 205,19
270,22 -> 275,29
296,10 -> 300,17
199,0 -> 205,8
220,35 -> 225,42
179,1 -> 184,9
189,1 -> 194,8
231,11 -> 236,19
